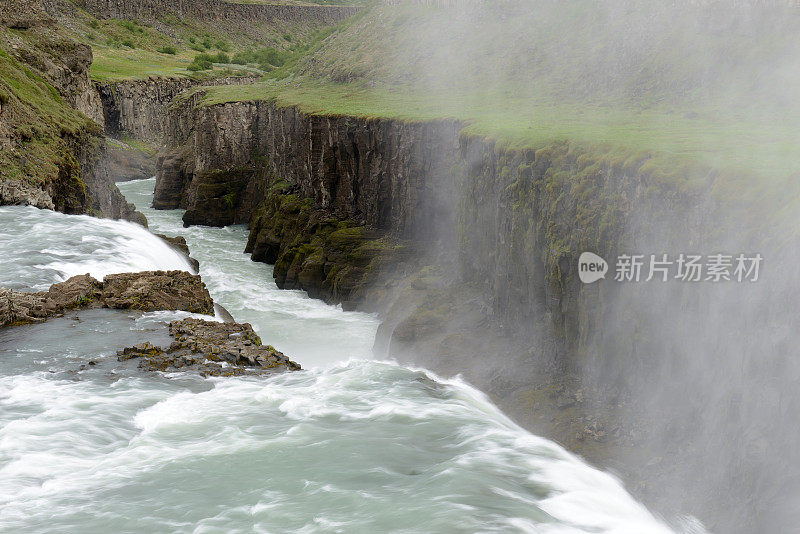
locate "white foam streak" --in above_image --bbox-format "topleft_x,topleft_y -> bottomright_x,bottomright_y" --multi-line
0,195 -> 683,533
0,206 -> 192,291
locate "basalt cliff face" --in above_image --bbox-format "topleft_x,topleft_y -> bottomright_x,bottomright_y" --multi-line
151,92 -> 790,532
96,76 -> 259,142
153,94 -> 688,359
153,95 -> 461,308
74,0 -> 359,25
156,97 -> 461,235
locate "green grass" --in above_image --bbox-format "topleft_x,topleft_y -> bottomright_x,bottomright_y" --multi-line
68,5 -> 349,82
90,48 -> 195,80
188,1 -> 800,221
59,1 -> 800,214
199,79 -> 800,182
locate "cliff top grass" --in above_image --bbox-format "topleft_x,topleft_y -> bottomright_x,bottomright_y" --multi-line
198,77 -> 800,189
195,1 -> 800,205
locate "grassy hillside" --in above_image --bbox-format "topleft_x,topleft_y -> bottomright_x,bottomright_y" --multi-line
185,1 -> 800,216
0,29 -> 99,190
59,3 -> 348,81
38,0 -> 800,215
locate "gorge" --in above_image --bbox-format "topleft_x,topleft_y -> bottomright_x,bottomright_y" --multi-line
3,1 -> 800,533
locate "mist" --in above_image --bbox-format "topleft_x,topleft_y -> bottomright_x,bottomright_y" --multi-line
338,1 -> 800,532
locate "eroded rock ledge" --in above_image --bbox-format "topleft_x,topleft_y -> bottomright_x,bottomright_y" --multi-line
0,270 -> 213,327
118,318 -> 300,376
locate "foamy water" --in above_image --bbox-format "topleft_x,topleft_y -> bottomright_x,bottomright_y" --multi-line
0,185 -> 682,533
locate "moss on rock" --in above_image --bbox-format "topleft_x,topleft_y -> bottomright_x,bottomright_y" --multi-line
246,176 -> 410,309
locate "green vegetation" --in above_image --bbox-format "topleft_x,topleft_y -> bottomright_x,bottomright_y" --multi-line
70,5 -> 337,81
91,47 -> 193,80
247,176 -> 404,305
0,36 -> 98,194
24,1 -> 799,218
191,1 -> 800,215
187,52 -> 231,71
230,47 -> 291,70
117,20 -> 144,34
188,53 -> 214,71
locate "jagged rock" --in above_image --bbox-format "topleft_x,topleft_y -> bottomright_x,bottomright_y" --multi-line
0,0 -> 145,224
117,318 -> 300,376
0,0 -> 53,29
0,270 -> 213,327
75,0 -> 357,28
96,76 -> 259,142
102,271 -> 213,313
0,180 -> 56,210
153,149 -> 192,209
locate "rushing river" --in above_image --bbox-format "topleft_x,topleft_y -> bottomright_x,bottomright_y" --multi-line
0,179 -> 681,533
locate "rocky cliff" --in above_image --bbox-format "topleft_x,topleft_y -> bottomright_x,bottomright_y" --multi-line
154,94 -> 461,306
151,92 -> 793,532
0,0 -> 143,223
75,0 -> 359,25
97,75 -> 259,142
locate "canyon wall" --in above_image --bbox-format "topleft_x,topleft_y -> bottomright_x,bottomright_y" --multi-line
0,0 -> 143,223
150,93 -> 796,533
153,94 -> 702,352
152,94 -> 700,379
74,0 -> 360,24
156,96 -> 461,235
153,95 -> 460,306
96,75 -> 258,142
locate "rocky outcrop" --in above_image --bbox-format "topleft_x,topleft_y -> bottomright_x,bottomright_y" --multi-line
106,138 -> 156,182
0,0 -> 144,224
101,270 -> 213,312
0,270 -> 214,327
75,0 -> 359,25
81,140 -> 148,224
0,181 -> 56,210
245,179 -> 413,308
2,2 -> 103,123
154,97 -> 458,305
96,76 -> 258,142
0,0 -> 53,29
156,98 -> 461,239
118,318 -> 300,376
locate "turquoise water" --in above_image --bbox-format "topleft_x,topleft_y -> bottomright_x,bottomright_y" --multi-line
0,188 -> 681,533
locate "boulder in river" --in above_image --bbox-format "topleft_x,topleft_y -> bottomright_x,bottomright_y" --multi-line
0,270 -> 214,327
117,318 -> 301,376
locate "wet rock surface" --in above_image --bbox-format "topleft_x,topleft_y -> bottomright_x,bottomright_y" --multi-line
154,234 -> 200,272
101,271 -> 213,313
0,270 -> 213,327
117,318 -> 300,377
